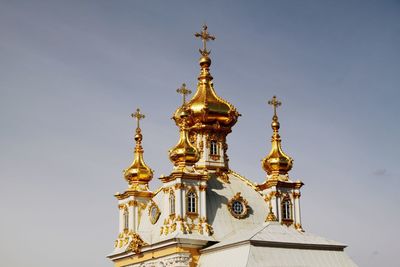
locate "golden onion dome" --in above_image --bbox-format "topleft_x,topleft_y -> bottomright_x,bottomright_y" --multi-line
123,109 -> 153,189
173,25 -> 239,129
173,55 -> 239,128
262,96 -> 293,178
169,109 -> 200,168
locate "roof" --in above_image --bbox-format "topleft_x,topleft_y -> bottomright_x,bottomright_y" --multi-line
199,222 -> 357,267
203,221 -> 346,252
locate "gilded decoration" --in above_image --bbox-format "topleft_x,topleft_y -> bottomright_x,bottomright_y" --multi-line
160,214 -> 213,236
266,201 -> 277,222
216,168 -> 230,183
173,25 -> 240,133
148,202 -> 161,225
293,191 -> 301,198
128,200 -> 138,207
295,223 -> 304,232
262,96 -> 293,179
169,96 -> 200,169
126,232 -> 148,254
174,183 -> 186,190
115,229 -> 148,254
227,192 -> 249,219
123,108 -> 154,189
229,170 -> 258,190
199,184 -> 207,191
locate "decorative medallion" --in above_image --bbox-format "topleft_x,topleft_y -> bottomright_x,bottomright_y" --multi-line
148,202 -> 161,225
227,192 -> 249,219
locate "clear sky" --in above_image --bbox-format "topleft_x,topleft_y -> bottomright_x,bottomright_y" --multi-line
0,1 -> 399,266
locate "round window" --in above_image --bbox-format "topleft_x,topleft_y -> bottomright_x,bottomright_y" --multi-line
232,200 -> 244,215
227,193 -> 249,219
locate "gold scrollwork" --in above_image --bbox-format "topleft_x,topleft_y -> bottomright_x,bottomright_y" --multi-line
126,232 -> 148,254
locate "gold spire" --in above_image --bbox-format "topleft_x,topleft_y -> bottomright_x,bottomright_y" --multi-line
169,89 -> 200,169
173,25 -> 239,129
123,108 -> 153,190
262,96 -> 293,179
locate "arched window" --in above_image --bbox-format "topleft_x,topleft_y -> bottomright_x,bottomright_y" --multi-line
210,140 -> 218,155
282,199 -> 292,220
169,192 -> 175,215
123,208 -> 129,230
187,190 -> 197,213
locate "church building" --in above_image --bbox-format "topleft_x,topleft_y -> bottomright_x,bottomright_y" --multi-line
107,25 -> 357,267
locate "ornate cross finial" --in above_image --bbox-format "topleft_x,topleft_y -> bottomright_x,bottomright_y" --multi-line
268,95 -> 282,117
131,108 -> 145,129
194,24 -> 216,56
176,83 -> 192,105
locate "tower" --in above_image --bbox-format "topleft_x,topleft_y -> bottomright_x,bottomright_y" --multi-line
258,96 -> 303,230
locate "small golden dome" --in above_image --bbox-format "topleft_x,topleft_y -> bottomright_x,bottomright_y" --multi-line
262,96 -> 293,178
169,110 -> 200,168
124,109 -> 153,189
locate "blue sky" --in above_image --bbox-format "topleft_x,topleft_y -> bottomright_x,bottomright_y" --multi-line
0,1 -> 399,266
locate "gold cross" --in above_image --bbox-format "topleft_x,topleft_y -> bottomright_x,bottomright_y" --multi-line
131,108 -> 145,129
194,24 -> 216,55
268,95 -> 282,117
176,83 -> 192,105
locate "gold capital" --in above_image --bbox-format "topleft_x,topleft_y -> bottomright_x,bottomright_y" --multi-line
176,83 -> 192,105
194,24 -> 216,56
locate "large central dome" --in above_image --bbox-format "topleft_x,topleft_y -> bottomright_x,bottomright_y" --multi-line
174,55 -> 240,129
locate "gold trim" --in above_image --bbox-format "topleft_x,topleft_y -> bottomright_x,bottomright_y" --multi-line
174,183 -> 186,190
293,192 -> 301,198
229,170 -> 258,190
115,190 -> 153,200
128,200 -> 138,207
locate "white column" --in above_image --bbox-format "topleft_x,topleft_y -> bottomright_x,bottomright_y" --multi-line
129,203 -> 135,231
200,185 -> 207,219
165,189 -> 170,215
294,192 -> 301,225
118,206 -> 124,232
176,181 -> 182,218
276,193 -> 282,222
